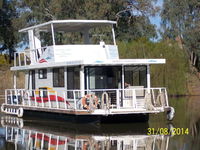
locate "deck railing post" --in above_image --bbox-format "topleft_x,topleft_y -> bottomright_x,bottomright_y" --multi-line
5,90 -> 7,104
34,90 -> 37,107
41,133 -> 44,150
151,88 -> 155,105
41,90 -> 44,108
164,88 -> 169,107
28,91 -> 31,106
19,53 -> 21,66
48,134 -> 52,150
22,90 -> 25,106
56,136 -> 59,150
34,132 -> 37,148
116,90 -> 120,109
11,90 -> 13,105
73,91 -> 76,110
64,92 -> 67,109
55,91 -> 59,109
20,90 -> 23,105
15,89 -> 18,105
24,52 -> 27,66
64,138 -> 68,150
47,91 -> 51,108
132,89 -> 136,108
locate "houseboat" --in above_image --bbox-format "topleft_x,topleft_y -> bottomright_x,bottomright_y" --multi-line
1,20 -> 174,123
1,116 -> 171,150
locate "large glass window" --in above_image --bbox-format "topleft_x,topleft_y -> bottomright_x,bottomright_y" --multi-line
124,66 -> 147,88
53,68 -> 64,87
85,66 -> 121,89
67,67 -> 80,90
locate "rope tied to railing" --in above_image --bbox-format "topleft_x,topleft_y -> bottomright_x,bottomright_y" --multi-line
101,92 -> 109,110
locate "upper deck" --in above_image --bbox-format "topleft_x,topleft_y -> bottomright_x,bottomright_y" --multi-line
14,20 -> 119,68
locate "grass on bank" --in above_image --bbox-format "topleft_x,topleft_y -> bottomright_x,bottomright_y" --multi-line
118,38 -> 189,96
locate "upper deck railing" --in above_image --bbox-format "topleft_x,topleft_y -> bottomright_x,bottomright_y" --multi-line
14,44 -> 119,67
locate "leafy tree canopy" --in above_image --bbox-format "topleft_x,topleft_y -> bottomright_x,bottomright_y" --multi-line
161,0 -> 200,67
18,0 -> 159,41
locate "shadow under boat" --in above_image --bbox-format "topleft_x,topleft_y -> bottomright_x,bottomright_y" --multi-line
22,109 -> 150,124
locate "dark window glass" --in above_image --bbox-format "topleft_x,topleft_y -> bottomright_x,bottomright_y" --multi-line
67,67 -> 80,90
124,66 -> 147,88
53,68 -> 64,87
67,67 -> 80,98
31,70 -> 35,90
85,66 -> 121,89
38,69 -> 47,79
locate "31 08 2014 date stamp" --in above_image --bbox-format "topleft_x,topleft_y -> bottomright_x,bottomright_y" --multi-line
147,128 -> 189,135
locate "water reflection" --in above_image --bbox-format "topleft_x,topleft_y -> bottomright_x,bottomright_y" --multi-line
0,115 -> 171,150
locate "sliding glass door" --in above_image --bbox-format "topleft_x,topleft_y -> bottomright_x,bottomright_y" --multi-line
85,66 -> 121,90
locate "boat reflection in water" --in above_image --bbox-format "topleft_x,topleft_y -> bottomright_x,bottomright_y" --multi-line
1,116 -> 171,150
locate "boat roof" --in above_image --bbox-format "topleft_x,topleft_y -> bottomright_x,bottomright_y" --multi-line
19,20 -> 117,32
11,59 -> 166,71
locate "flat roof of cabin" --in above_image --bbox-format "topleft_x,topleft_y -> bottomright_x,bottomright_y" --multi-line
11,59 -> 166,71
19,20 -> 117,32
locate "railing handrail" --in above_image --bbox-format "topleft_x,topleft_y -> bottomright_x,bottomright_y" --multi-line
5,87 -> 167,92
4,87 -> 169,112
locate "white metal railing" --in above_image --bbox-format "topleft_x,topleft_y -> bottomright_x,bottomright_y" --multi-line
14,46 -> 48,67
4,88 -> 169,112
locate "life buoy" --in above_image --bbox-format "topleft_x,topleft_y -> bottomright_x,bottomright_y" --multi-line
17,108 -> 24,118
81,94 -> 99,110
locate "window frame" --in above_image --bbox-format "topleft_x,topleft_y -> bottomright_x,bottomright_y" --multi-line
53,68 -> 65,87
38,69 -> 47,79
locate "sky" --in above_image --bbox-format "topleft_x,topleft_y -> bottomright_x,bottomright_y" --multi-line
149,0 -> 163,40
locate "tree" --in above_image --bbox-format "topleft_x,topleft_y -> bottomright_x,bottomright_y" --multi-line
18,0 -> 159,41
0,0 -> 18,62
161,0 -> 200,70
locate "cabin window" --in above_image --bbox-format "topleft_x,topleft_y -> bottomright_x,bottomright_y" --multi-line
38,69 -> 47,79
85,66 -> 121,89
67,67 -> 80,89
31,70 -> 35,90
67,67 -> 80,98
124,66 -> 147,88
53,68 -> 64,87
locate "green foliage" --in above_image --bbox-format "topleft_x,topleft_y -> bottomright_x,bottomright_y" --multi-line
0,54 -> 8,65
17,0 -> 158,42
161,0 -> 200,70
118,38 -> 189,95
0,0 -> 18,62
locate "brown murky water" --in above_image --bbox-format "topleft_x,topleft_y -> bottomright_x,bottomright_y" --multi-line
0,96 -> 199,150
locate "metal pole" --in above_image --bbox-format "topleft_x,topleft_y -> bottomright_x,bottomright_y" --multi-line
80,65 -> 85,97
112,25 -> 116,45
147,65 -> 151,93
51,23 -> 55,45
14,72 -> 17,89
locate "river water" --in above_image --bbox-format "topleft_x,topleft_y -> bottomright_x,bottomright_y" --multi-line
0,96 -> 199,150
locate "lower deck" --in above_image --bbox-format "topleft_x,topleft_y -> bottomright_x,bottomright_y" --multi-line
1,88 -> 172,121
